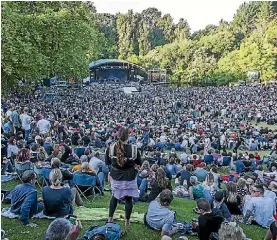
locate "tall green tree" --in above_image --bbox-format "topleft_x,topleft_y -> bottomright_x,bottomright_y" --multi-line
116,10 -> 138,59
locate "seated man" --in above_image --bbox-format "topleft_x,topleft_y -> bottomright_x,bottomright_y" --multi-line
243,184 -> 275,228
145,189 -> 177,237
10,170 -> 43,226
193,199 -> 223,240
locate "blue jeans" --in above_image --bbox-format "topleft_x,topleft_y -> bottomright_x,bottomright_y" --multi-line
98,172 -> 105,190
25,129 -> 31,141
138,178 -> 148,197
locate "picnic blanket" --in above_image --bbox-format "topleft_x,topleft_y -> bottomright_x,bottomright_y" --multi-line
74,207 -> 144,223
1,175 -> 17,183
1,208 -> 55,220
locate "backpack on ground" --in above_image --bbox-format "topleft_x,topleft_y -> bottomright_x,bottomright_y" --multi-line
82,223 -> 121,240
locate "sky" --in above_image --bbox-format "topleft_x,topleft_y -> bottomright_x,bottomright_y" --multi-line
93,0 -> 247,32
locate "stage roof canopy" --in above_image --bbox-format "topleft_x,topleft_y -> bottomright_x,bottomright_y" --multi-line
89,59 -> 146,72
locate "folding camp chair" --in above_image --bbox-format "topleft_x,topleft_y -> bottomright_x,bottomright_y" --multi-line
14,161 -> 33,182
73,172 -> 101,202
33,165 -> 51,189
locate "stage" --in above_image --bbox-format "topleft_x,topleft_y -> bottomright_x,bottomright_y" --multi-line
89,59 -> 147,84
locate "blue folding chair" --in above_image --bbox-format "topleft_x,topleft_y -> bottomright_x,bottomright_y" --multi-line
74,147 -> 86,158
175,143 -> 184,151
73,172 -> 101,202
14,161 -> 33,182
166,143 -> 175,150
222,156 -> 231,167
33,165 -> 51,188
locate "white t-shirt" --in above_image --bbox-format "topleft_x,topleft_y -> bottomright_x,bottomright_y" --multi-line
37,119 -> 51,134
89,156 -> 103,173
20,113 -> 31,130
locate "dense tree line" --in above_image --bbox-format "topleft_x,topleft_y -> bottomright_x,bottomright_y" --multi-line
1,1 -> 277,90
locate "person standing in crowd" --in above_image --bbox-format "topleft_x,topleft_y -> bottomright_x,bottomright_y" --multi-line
20,107 -> 32,141
105,127 -> 141,227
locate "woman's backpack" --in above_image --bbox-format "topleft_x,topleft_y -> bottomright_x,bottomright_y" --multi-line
192,184 -> 204,199
82,223 -> 121,240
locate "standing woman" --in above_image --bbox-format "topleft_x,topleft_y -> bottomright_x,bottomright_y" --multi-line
105,127 -> 141,227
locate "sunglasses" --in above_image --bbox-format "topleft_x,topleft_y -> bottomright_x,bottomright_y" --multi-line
252,190 -> 260,193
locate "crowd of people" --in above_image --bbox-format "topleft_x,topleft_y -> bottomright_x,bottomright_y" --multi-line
1,82 -> 277,240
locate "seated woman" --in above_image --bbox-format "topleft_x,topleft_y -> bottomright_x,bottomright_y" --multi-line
16,146 -> 31,163
7,137 -> 19,159
10,170 -> 43,226
30,143 -> 40,163
147,168 -> 172,202
36,150 -> 51,168
223,182 -> 242,216
51,157 -> 73,182
236,178 -> 248,205
75,162 -> 104,194
189,176 -> 205,200
202,173 -> 218,198
72,155 -> 91,173
218,221 -> 248,240
43,169 -> 82,217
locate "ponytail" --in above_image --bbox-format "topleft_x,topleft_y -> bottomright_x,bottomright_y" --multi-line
115,140 -> 125,167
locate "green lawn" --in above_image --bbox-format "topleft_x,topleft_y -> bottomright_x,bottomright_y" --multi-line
1,178 -> 267,240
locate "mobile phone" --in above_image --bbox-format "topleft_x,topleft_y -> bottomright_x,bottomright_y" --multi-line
68,215 -> 77,224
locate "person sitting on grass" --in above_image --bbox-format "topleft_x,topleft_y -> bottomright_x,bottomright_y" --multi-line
10,170 -> 44,227
147,168 -> 172,202
223,182 -> 242,216
176,164 -> 194,188
212,191 -> 232,222
42,217 -> 82,240
218,221 -> 249,240
243,184 -> 275,228
51,157 -> 73,182
194,162 -> 208,182
192,199 -> 223,240
145,189 -> 177,237
42,169 -> 83,217
189,176 -> 205,200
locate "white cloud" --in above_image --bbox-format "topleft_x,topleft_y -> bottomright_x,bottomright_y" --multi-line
93,0 -> 247,32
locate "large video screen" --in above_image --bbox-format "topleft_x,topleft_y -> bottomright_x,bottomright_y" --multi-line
97,69 -> 127,81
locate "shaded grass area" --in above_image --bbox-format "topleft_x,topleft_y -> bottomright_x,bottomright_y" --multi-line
1,179 -> 267,240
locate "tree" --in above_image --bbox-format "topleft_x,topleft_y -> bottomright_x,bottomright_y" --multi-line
1,1 -> 107,90
174,18 -> 190,41
116,10 -> 138,59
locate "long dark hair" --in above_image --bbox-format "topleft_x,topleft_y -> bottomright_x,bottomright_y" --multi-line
115,127 -> 129,167
154,168 -> 168,189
